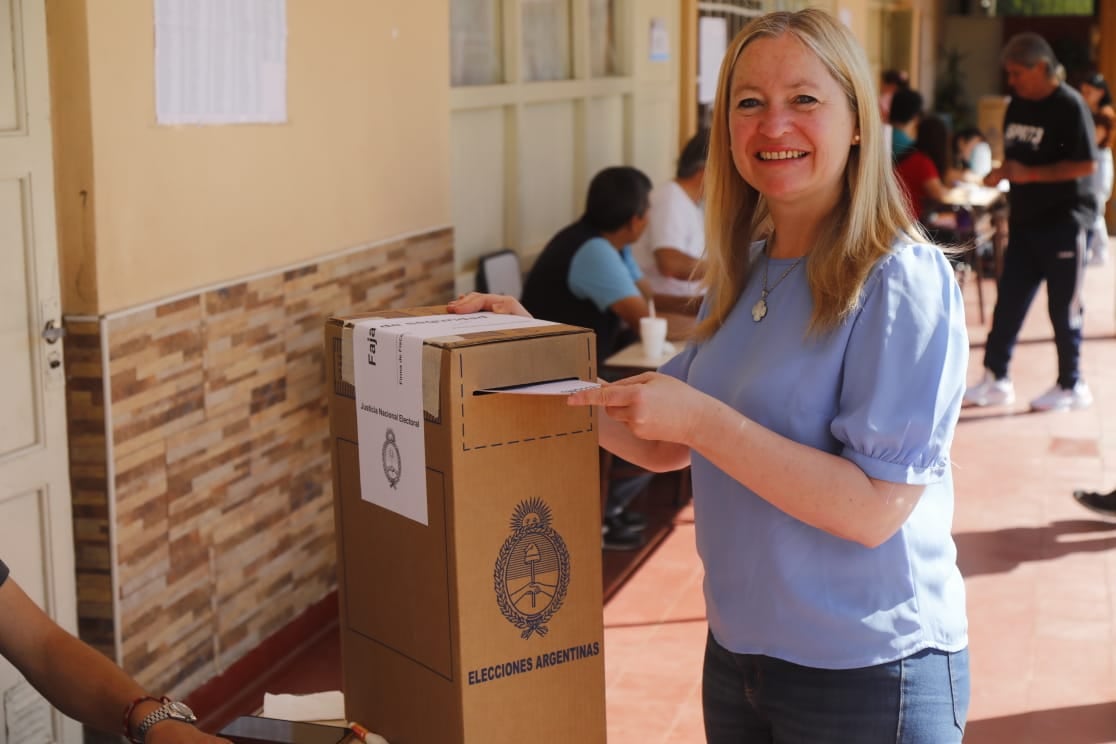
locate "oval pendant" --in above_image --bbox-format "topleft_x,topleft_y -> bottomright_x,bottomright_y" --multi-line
751,298 -> 768,322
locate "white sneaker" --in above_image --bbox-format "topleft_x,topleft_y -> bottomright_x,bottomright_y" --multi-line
963,370 -> 1016,407
1029,381 -> 1093,412
1088,249 -> 1108,267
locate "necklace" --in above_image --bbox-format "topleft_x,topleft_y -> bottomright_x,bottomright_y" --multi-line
751,251 -> 804,322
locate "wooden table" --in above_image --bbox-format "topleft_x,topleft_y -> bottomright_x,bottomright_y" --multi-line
601,339 -> 679,373
601,310 -> 692,376
940,183 -> 1006,209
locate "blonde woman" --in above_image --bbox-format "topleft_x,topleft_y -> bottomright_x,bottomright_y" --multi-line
452,9 -> 969,742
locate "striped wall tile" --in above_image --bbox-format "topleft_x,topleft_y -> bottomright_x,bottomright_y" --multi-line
65,228 -> 454,695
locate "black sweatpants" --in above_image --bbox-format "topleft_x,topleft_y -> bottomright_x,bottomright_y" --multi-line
983,219 -> 1087,389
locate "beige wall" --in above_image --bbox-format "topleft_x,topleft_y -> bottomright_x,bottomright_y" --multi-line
448,0 -> 681,291
629,0 -> 682,184
47,0 -> 98,312
51,0 -> 452,316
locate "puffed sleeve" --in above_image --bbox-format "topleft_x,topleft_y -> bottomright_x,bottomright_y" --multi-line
830,242 -> 969,485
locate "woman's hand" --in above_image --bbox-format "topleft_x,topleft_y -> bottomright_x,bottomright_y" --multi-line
567,372 -> 706,447
447,292 -> 531,317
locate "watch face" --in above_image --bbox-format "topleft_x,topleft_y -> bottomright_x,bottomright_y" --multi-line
168,701 -> 197,723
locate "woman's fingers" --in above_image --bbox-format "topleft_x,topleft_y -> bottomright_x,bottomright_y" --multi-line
567,386 -> 605,407
447,292 -> 531,316
568,381 -> 634,408
567,372 -> 661,406
447,292 -> 486,313
491,298 -> 531,317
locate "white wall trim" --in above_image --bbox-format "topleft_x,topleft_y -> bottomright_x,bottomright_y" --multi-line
99,316 -> 122,666
450,77 -> 637,111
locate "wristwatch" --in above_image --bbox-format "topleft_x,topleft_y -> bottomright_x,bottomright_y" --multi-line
134,700 -> 198,743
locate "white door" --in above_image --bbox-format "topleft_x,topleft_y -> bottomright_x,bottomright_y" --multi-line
0,0 -> 80,742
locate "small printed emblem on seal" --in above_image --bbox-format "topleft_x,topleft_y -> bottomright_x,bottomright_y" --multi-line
494,498 -> 570,639
381,428 -> 401,488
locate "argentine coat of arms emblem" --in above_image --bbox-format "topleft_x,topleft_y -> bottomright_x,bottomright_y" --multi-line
494,498 -> 571,639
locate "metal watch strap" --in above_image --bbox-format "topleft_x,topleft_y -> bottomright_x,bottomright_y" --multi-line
123,696 -> 164,742
134,700 -> 197,743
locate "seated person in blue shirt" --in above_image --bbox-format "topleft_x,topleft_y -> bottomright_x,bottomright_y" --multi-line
507,166 -> 664,551
455,9 -> 971,742
519,165 -> 691,364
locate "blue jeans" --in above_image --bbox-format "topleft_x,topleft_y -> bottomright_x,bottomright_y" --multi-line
702,631 -> 969,743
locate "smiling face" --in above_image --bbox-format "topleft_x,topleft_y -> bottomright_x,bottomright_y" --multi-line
728,33 -> 858,213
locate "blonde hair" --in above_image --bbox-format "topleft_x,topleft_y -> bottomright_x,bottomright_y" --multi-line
696,9 -> 921,339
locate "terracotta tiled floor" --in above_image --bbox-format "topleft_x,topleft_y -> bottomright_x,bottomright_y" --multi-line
213,247 -> 1116,743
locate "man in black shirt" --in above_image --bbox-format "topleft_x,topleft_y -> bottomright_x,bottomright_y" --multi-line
963,32 -> 1097,413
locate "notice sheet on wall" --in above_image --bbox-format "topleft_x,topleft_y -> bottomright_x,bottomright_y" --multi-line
649,17 -> 670,62
155,0 -> 287,125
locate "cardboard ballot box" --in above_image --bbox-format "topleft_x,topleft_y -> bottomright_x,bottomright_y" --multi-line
325,308 -> 606,744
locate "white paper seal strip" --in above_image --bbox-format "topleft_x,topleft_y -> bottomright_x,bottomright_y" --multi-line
350,312 -> 555,525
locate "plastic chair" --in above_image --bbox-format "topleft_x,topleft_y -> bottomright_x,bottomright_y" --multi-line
475,249 -> 523,299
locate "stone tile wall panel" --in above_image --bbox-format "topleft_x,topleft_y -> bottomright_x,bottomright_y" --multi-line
64,230 -> 453,693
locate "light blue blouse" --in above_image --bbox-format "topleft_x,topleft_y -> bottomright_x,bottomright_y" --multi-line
661,238 -> 969,669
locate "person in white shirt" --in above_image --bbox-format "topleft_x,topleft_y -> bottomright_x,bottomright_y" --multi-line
633,130 -> 709,312
1085,111 -> 1113,266
949,127 -> 993,184
1079,73 -> 1114,266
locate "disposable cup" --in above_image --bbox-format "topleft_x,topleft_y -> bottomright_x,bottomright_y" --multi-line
640,316 -> 668,360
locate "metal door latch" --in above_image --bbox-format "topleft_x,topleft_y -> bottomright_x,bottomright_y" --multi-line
41,320 -> 66,344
